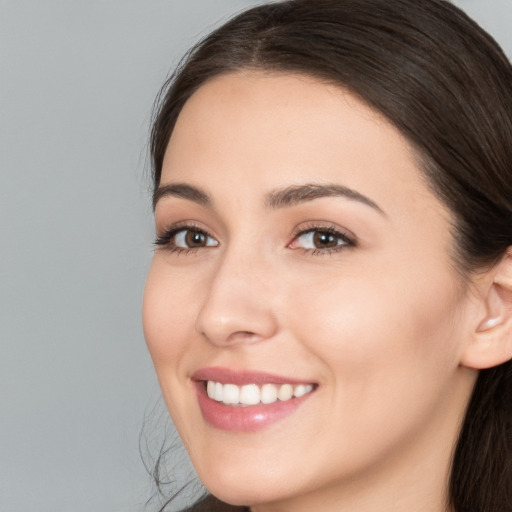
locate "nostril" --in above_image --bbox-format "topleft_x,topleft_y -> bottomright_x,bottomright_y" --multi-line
240,331 -> 257,337
226,331 -> 261,343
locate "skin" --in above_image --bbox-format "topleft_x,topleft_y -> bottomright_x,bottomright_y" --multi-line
143,72 -> 484,512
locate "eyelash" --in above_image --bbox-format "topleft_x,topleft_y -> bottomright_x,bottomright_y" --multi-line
290,224 -> 356,256
154,223 -> 215,256
154,223 -> 356,256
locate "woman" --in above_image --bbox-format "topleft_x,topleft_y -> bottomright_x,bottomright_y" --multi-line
142,1 -> 512,511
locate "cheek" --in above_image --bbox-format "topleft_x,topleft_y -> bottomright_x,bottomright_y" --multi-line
142,260 -> 200,371
142,261 -> 204,436
286,263 -> 464,407
275,266 -> 467,476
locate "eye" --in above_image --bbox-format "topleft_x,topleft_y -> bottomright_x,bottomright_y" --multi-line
289,226 -> 354,253
174,229 -> 218,248
155,225 -> 219,252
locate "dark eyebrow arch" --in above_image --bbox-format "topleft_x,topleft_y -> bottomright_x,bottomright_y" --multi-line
153,183 -> 212,210
265,183 -> 385,215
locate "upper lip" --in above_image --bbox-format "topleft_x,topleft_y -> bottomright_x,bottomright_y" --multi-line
192,367 -> 316,386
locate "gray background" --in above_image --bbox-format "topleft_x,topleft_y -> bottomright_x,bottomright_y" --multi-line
1,1 -> 511,511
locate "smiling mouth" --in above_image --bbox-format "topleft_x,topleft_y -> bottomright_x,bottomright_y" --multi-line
193,369 -> 317,431
204,381 -> 315,406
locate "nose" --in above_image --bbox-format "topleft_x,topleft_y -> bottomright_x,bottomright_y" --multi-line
195,247 -> 279,347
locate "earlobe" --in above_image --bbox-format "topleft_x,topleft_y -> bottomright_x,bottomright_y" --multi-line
461,248 -> 512,370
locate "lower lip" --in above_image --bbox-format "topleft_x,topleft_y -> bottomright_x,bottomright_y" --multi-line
194,381 -> 314,432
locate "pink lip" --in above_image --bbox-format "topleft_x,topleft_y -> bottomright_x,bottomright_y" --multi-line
192,367 -> 312,386
192,367 -> 316,432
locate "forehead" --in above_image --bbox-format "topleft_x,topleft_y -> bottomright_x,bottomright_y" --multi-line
161,71 -> 445,221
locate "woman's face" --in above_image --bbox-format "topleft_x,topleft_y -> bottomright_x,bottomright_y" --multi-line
143,73 -> 478,510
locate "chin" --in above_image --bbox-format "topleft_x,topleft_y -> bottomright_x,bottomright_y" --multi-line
202,482 -> 281,509
192,458 -> 292,507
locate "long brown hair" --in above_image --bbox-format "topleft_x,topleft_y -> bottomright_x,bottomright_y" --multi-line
149,1 -> 512,510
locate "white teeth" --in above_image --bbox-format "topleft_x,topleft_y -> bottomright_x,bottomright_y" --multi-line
222,383 -> 240,405
205,381 -> 314,406
214,381 -> 223,401
207,380 -> 215,399
261,383 -> 278,404
240,384 -> 260,405
293,384 -> 307,397
277,383 -> 293,401
294,384 -> 313,397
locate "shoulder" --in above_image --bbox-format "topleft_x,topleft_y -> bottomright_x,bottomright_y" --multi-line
183,494 -> 249,512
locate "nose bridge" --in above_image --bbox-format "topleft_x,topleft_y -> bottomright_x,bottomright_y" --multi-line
195,237 -> 278,346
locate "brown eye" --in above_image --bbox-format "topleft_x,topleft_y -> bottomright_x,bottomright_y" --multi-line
312,231 -> 339,249
185,231 -> 207,247
174,228 -> 218,249
290,228 -> 353,252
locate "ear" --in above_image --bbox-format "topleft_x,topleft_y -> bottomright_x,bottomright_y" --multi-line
460,247 -> 512,370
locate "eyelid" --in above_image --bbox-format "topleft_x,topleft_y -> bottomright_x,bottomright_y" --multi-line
288,222 -> 356,252
291,220 -> 356,239
154,221 -> 219,251
154,220 -> 356,256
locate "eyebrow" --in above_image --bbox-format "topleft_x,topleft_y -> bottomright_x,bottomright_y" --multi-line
153,182 -> 384,215
265,183 -> 385,215
153,183 -> 212,210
